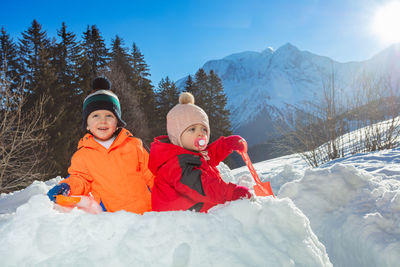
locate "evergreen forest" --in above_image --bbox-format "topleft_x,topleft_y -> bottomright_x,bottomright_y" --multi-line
0,20 -> 231,192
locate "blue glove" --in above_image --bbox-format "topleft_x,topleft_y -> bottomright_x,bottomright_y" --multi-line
47,183 -> 70,202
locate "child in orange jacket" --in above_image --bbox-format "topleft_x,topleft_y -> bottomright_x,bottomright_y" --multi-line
149,92 -> 251,212
47,77 -> 154,214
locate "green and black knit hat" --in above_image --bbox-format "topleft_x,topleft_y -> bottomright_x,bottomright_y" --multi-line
82,88 -> 126,131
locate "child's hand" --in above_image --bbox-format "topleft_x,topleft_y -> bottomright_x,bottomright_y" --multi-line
232,185 -> 252,200
47,183 -> 71,202
225,135 -> 247,153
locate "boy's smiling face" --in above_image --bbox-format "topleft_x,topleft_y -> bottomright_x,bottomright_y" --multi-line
180,123 -> 209,151
86,110 -> 118,141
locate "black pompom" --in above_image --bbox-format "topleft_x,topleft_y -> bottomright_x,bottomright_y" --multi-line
91,77 -> 111,91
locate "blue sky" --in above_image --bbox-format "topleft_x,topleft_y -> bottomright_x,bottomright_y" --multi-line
1,0 -> 396,85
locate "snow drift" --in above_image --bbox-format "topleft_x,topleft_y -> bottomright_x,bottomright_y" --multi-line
0,179 -> 331,267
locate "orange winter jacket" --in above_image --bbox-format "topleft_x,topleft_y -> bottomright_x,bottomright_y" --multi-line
61,128 -> 154,214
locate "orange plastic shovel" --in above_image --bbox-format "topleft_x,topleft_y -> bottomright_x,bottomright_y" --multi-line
238,140 -> 275,197
55,195 -> 103,214
56,195 -> 81,206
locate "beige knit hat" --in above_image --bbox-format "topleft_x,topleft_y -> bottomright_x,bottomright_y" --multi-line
167,92 -> 210,147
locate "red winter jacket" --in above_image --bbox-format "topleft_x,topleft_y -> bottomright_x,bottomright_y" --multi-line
148,135 -> 240,212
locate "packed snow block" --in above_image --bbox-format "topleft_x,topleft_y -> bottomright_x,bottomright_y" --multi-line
0,190 -> 332,267
279,163 -> 400,267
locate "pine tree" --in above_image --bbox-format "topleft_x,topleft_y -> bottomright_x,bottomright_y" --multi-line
55,22 -> 80,90
18,20 -> 59,175
207,70 -> 232,140
79,25 -> 109,95
192,68 -> 209,109
190,69 -> 232,142
130,42 -> 156,140
18,20 -> 54,97
76,53 -> 92,95
155,76 -> 180,135
86,25 -> 109,73
184,74 -> 195,93
131,42 -> 150,81
0,27 -> 20,89
18,20 -> 58,111
50,22 -> 83,175
110,35 -> 132,79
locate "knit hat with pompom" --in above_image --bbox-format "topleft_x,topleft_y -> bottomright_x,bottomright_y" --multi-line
82,77 -> 126,131
167,92 -> 210,147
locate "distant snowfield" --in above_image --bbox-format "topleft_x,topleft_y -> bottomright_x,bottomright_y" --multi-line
1,147 -> 400,266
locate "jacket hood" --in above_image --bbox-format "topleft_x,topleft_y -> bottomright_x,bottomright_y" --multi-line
148,135 -> 199,175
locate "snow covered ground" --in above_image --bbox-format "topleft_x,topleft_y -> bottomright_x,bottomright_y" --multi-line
233,148 -> 400,267
1,147 -> 399,266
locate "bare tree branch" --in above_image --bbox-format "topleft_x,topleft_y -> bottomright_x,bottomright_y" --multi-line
0,77 -> 54,193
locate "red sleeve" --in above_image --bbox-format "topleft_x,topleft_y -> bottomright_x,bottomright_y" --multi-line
206,136 -> 234,167
200,166 -> 237,203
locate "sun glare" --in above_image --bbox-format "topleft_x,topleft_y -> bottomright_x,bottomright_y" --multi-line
372,1 -> 400,43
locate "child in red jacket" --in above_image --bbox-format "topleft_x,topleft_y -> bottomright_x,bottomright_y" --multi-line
149,92 -> 251,212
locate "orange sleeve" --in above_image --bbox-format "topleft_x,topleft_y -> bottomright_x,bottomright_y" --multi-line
142,147 -> 155,190
62,150 -> 93,195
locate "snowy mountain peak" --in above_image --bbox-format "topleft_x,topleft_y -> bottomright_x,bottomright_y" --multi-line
261,46 -> 274,55
271,43 -> 303,58
177,43 -> 400,145
223,50 -> 262,61
277,42 -> 299,52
